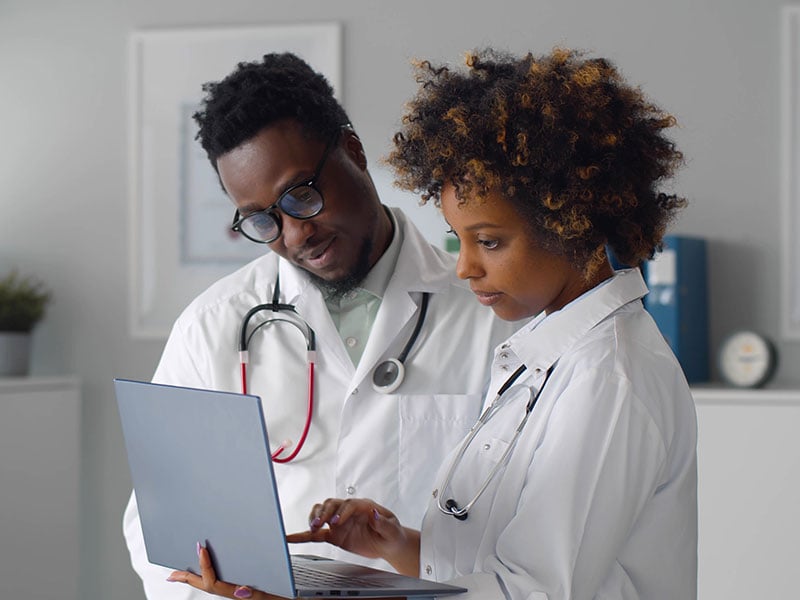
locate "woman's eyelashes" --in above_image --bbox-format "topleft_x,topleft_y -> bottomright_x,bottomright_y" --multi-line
446,227 -> 499,250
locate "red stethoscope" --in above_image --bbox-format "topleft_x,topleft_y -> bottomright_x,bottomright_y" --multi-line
238,275 -> 316,463
238,274 -> 429,463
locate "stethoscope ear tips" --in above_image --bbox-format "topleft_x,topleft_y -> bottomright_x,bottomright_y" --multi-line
371,358 -> 405,394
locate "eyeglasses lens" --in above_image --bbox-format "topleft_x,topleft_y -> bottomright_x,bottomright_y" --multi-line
239,212 -> 280,243
279,185 -> 324,218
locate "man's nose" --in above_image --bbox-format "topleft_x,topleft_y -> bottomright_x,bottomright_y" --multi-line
280,214 -> 316,248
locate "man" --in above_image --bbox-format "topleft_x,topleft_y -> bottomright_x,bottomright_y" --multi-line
123,52 -> 517,599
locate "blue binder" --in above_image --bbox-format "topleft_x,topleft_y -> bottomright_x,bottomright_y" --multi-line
643,235 -> 709,383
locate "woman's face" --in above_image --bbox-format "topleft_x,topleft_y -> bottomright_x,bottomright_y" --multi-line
441,182 -> 592,321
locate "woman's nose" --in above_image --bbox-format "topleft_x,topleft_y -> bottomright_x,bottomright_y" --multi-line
455,247 -> 481,280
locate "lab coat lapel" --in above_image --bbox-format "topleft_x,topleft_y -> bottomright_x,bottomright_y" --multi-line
350,208 -> 453,389
277,260 -> 355,379
352,285 -> 418,389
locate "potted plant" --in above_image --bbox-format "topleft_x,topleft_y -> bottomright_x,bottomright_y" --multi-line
0,270 -> 51,376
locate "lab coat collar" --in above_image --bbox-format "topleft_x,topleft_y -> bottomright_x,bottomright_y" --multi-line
273,207 -> 454,302
356,207 -> 403,301
504,268 -> 649,374
269,207 -> 459,386
354,207 -> 459,387
386,207 -> 457,295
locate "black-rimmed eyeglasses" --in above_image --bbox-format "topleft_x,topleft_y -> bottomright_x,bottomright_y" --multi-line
230,130 -> 340,244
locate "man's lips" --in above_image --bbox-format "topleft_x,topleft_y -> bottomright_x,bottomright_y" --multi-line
472,289 -> 503,306
300,238 -> 336,268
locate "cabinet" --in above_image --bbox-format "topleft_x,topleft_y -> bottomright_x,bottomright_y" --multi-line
0,376 -> 80,600
693,387 -> 800,600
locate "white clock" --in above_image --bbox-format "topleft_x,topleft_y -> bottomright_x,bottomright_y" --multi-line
718,331 -> 778,388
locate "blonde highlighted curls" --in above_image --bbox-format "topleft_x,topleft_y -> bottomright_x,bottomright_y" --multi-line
388,48 -> 686,279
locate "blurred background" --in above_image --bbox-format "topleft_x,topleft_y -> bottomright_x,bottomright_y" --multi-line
0,0 -> 794,598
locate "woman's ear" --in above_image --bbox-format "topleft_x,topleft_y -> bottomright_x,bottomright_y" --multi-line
342,128 -> 368,170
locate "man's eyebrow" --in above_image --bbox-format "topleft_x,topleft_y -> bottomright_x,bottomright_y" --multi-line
238,168 -> 314,215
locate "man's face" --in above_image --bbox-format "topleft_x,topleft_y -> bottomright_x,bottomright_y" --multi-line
217,120 -> 390,290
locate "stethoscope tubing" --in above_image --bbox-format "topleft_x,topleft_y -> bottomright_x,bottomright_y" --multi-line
437,363 -> 555,520
239,275 -> 318,463
239,273 -> 430,462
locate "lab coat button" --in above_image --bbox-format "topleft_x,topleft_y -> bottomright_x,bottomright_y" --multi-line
346,486 -> 356,496
425,565 -> 432,575
483,443 -> 491,451
432,489 -> 438,498
346,336 -> 358,348
500,364 -> 509,371
499,352 -> 509,359
352,388 -> 359,395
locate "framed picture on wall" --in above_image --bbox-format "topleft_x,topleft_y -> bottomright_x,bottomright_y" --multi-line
128,23 -> 341,339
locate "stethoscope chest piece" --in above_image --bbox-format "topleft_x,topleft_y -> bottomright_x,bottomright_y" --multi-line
444,498 -> 469,521
369,291 -> 430,394
372,358 -> 405,393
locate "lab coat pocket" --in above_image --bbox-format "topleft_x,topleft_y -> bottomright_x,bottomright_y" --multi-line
398,393 -> 481,520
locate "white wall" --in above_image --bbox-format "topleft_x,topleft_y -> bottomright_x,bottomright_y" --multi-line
0,0 -> 791,598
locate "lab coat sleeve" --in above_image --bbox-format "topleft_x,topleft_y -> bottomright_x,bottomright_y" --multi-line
446,368 -> 667,600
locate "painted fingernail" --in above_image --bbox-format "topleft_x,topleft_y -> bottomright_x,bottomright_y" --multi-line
234,587 -> 253,598
330,514 -> 340,525
166,574 -> 179,582
310,516 -> 321,528
196,541 -> 202,557
373,509 -> 380,520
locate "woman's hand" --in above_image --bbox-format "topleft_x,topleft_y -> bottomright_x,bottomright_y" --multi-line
287,498 -> 420,577
166,543 -> 288,600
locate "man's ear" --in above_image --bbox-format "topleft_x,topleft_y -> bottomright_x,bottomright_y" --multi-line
342,128 -> 368,170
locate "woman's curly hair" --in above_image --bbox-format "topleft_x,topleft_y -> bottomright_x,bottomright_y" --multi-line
193,52 -> 350,167
388,48 -> 686,278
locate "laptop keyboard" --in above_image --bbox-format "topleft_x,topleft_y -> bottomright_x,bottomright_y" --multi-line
292,561 -> 386,589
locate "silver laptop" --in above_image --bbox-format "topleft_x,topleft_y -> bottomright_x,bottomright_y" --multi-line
114,378 -> 466,599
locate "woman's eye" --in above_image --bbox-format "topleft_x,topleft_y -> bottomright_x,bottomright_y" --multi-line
479,238 -> 499,249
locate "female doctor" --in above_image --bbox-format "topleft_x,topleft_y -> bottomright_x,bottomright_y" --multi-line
173,48 -> 698,600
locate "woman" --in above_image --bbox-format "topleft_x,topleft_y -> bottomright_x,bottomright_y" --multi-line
171,47 -> 697,600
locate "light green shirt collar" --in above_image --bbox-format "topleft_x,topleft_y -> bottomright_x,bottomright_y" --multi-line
325,207 -> 403,366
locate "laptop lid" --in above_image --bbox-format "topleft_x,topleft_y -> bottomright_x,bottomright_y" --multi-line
114,378 -> 466,598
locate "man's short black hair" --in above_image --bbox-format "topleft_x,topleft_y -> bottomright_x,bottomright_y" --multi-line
193,52 -> 350,166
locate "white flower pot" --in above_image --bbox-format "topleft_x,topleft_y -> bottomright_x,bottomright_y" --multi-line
0,332 -> 31,376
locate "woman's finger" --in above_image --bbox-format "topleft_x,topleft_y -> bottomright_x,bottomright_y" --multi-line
199,543 -> 218,589
309,497 -> 348,530
286,528 -> 331,544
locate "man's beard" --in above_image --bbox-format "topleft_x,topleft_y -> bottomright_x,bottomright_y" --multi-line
307,236 -> 374,301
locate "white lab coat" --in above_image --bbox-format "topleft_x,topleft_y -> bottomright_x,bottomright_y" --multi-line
420,269 -> 698,599
123,208 -> 517,599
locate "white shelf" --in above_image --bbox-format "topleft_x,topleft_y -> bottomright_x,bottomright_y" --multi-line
693,385 -> 800,599
0,376 -> 81,600
691,385 -> 800,405
0,374 -> 80,390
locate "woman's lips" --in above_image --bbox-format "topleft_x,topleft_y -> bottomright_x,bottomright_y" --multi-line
472,290 -> 503,306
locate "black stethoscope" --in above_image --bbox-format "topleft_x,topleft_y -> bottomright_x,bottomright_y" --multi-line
436,362 -> 555,520
238,273 -> 430,463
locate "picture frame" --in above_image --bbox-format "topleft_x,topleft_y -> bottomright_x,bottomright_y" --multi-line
128,23 -> 342,339
781,7 -> 800,339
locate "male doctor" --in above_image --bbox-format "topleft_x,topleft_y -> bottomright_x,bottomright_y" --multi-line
123,53 -> 516,598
